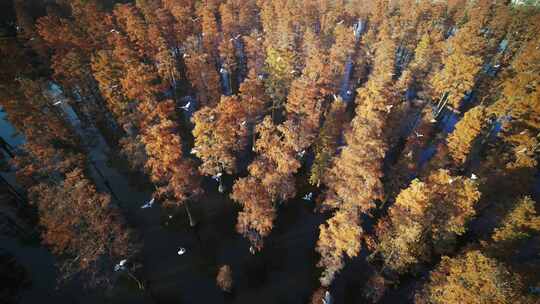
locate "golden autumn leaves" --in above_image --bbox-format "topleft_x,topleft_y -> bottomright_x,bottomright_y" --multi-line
32,169 -> 135,287
375,170 -> 480,274
4,0 -> 540,301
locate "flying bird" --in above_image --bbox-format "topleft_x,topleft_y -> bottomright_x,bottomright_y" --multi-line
323,291 -> 333,304
179,102 -> 191,111
114,259 -> 128,272
141,197 -> 155,209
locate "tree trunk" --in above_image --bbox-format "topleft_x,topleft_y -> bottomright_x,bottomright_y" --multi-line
127,270 -> 145,290
218,178 -> 225,193
184,201 -> 196,227
435,92 -> 449,117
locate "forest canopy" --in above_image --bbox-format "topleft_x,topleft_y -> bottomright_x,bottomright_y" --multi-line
0,0 -> 539,303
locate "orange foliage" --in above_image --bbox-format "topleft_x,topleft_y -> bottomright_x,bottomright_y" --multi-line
31,169 -> 136,287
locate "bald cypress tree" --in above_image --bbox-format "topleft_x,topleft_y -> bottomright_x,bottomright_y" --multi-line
192,72 -> 267,176
230,116 -> 298,250
199,6 -> 220,62
31,169 -> 137,287
183,36 -> 221,108
310,98 -> 347,187
161,0 -> 197,42
375,169 -> 480,274
447,105 -> 488,167
416,250 -> 528,304
316,210 -> 362,286
492,196 -> 540,248
431,2 -> 493,110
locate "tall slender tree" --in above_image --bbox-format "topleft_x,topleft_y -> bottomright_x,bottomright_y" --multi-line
375,169 -> 480,274
447,105 -> 488,167
231,116 -> 298,250
192,72 -> 267,176
416,250 -> 528,304
183,36 -> 221,108
31,169 -> 137,287
310,98 -> 347,187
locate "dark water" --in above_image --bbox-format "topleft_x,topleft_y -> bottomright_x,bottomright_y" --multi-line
339,58 -> 355,103
0,106 -> 24,193
0,98 -> 329,303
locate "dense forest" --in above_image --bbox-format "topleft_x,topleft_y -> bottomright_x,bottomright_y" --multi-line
0,0 -> 539,303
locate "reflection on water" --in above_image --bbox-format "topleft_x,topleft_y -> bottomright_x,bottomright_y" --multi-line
0,106 -> 24,147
